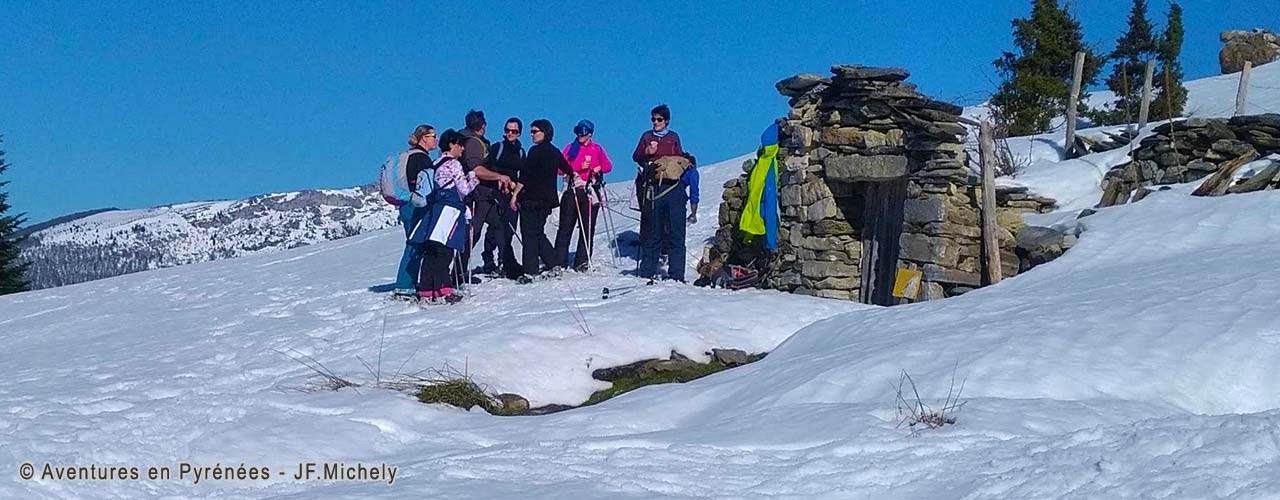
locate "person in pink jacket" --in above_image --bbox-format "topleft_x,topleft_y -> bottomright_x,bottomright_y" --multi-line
555,119 -> 613,272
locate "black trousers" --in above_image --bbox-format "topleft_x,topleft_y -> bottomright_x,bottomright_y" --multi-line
475,189 -> 521,277
519,203 -> 556,276
554,188 -> 598,271
416,242 -> 456,293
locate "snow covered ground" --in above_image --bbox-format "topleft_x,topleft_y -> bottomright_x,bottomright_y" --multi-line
5,68 -> 1280,498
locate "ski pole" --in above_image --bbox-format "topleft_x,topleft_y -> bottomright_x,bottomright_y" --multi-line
597,177 -> 622,268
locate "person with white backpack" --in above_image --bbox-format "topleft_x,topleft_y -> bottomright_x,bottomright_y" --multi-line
379,125 -> 437,299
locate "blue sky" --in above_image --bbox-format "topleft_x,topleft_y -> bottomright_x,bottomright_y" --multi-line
2,0 -> 1275,224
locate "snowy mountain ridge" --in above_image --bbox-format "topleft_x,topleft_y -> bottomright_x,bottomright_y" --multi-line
19,185 -> 398,289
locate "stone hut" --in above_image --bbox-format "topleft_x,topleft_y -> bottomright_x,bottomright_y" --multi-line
710,65 -> 1052,305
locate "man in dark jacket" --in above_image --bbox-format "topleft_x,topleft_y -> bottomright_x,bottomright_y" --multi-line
485,117 -> 526,279
513,119 -> 572,280
459,110 -> 516,277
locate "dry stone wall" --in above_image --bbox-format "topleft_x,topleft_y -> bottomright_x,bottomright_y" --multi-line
713,65 -> 1052,302
1100,114 -> 1280,205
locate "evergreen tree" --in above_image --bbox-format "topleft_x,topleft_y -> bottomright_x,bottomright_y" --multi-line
1100,0 -> 1158,125
0,135 -> 30,295
1151,2 -> 1187,121
992,0 -> 1105,136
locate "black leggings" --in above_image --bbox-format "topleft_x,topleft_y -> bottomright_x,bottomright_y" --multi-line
416,242 -> 456,293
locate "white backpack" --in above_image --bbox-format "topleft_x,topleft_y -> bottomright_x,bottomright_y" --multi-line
377,150 -> 430,206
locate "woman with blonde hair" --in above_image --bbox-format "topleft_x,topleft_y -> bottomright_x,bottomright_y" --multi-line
391,125 -> 437,299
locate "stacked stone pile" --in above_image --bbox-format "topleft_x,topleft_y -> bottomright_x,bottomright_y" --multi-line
712,65 -> 1054,302
1100,114 -> 1280,205
1220,29 -> 1280,74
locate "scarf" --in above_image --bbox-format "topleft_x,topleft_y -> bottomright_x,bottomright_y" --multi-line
567,139 -> 586,162
651,128 -> 671,138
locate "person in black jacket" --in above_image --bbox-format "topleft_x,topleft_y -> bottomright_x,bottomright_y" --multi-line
512,119 -> 571,279
484,117 -> 526,279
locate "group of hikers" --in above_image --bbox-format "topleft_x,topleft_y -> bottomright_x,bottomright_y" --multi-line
378,105 -> 700,303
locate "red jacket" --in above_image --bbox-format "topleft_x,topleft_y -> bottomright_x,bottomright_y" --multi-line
631,130 -> 685,171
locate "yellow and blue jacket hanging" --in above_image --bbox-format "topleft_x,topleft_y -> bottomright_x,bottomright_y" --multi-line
739,123 -> 779,250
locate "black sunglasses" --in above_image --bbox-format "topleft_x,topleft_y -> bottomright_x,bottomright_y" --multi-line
504,128 -> 520,134
651,117 -> 666,123
530,129 -> 543,134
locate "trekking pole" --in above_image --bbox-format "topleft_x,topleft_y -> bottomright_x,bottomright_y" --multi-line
601,284 -> 640,299
571,182 -> 593,272
596,176 -> 622,268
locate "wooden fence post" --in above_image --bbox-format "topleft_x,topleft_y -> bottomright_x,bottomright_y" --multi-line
1138,59 -> 1155,130
1065,51 -> 1086,157
1236,61 -> 1252,117
979,121 -> 1002,286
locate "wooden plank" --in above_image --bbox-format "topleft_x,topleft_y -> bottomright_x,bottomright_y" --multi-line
1191,152 -> 1262,197
859,178 -> 908,306
1236,61 -> 1252,117
1138,60 -> 1155,130
1065,51 -> 1086,158
979,121 -> 1002,286
1227,160 -> 1280,194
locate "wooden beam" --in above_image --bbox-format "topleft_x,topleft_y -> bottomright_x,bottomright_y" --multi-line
1191,152 -> 1261,197
1236,61 -> 1252,117
979,121 -> 1003,285
1065,51 -> 1086,158
1138,59 -> 1155,130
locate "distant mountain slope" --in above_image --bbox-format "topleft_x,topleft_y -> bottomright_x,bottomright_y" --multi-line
14,208 -> 121,240
19,185 -> 397,289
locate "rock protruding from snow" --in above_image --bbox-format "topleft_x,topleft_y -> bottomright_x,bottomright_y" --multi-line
1220,29 -> 1280,74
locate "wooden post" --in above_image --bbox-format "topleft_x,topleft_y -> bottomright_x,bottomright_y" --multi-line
1138,59 -> 1155,130
1236,61 -> 1252,117
1065,51 -> 1086,158
1122,63 -> 1132,127
979,121 -> 1003,286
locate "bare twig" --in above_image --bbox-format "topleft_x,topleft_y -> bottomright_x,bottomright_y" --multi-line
892,367 -> 966,435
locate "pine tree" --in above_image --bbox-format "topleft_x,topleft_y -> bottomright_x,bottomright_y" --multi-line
991,0 -> 1105,136
0,135 -> 30,295
1099,0 -> 1158,125
1151,2 -> 1187,121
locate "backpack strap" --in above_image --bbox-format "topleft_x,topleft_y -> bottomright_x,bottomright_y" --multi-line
466,135 -> 489,162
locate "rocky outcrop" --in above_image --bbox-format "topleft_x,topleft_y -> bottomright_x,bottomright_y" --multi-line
1221,29 -> 1280,74
712,65 -> 1056,302
1100,115 -> 1280,206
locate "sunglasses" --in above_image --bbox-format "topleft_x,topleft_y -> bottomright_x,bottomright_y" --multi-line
530,129 -> 543,134
424,133 -> 437,138
651,117 -> 666,123
504,128 -> 520,134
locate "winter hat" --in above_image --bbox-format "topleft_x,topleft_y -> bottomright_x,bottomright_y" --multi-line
573,119 -> 595,136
